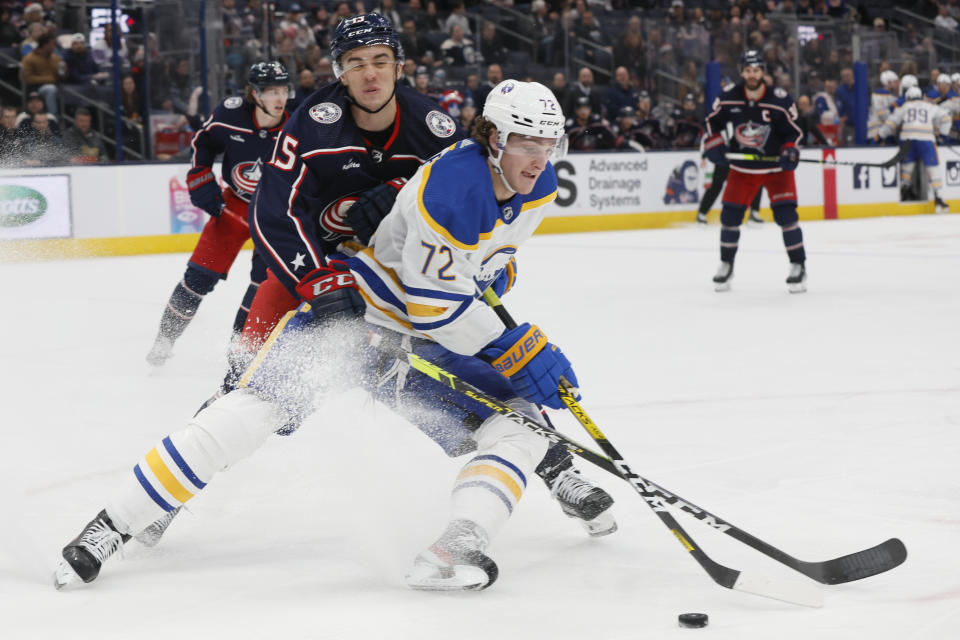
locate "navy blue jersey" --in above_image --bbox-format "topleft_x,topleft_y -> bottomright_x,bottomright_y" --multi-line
251,83 -> 464,294
190,96 -> 289,202
705,83 -> 803,173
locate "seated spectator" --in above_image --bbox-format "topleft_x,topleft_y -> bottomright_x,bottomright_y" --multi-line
934,5 -> 958,31
288,68 -> 316,111
667,93 -> 703,149
796,94 -> 828,146
565,96 -> 617,151
15,90 -> 59,135
574,10 -> 612,70
400,18 -> 433,65
63,107 -> 108,163
632,90 -> 667,149
17,112 -> 63,166
91,22 -> 129,73
525,0 -> 556,65
478,21 -> 508,67
412,65 -> 432,98
815,78 -> 841,126
604,66 -> 639,121
161,58 -> 198,116
473,63 -> 503,114
120,74 -> 143,123
459,97 -> 477,135
0,105 -> 18,161
374,0 -> 403,29
551,72 -> 572,110
440,24 -> 480,67
22,33 -> 64,118
564,67 -> 603,119
0,8 -> 21,50
63,34 -> 109,86
280,3 -> 313,52
443,2 -> 470,34
19,7 -> 45,56
613,17 -> 646,86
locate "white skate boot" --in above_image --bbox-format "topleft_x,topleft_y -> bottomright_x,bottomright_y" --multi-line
405,519 -> 498,591
786,262 -> 807,293
713,261 -> 734,292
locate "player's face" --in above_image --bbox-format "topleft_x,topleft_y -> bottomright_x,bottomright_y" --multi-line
340,45 -> 402,110
499,134 -> 558,195
741,65 -> 764,90
256,86 -> 289,117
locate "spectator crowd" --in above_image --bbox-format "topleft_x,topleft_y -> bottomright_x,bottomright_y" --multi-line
3,0 -> 960,165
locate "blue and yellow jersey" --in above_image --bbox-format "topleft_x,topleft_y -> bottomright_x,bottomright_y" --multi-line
347,139 -> 558,355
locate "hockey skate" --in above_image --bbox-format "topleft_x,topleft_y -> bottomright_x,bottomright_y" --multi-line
146,335 -> 174,366
786,262 -> 807,293
713,261 -> 734,292
133,507 -> 181,548
747,209 -> 764,224
935,196 -> 949,214
405,519 -> 499,591
696,211 -> 708,224
540,457 -> 617,537
54,510 -> 130,589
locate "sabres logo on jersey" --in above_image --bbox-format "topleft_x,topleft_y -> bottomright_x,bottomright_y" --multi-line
231,158 -> 263,199
735,121 -> 771,150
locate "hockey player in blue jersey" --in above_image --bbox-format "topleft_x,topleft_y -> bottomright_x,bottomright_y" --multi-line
54,68 -> 615,594
146,62 -> 291,366
703,50 -> 808,293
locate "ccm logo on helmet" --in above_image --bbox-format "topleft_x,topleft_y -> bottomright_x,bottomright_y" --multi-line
309,272 -> 357,297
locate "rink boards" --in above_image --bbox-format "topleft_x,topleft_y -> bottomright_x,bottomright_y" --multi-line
0,146 -> 956,260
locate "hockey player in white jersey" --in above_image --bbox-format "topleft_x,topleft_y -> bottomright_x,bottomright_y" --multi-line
878,86 -> 952,213
867,70 -> 898,142
53,80 -> 614,592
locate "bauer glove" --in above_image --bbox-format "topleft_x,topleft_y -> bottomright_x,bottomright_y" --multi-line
479,322 -> 580,410
703,133 -> 728,166
186,166 -> 225,217
779,144 -> 799,171
294,260 -> 365,324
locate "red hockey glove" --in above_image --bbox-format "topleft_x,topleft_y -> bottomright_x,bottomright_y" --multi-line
294,260 -> 365,324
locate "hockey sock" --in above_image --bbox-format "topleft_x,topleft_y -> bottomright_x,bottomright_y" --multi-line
719,204 -> 745,263
158,265 -> 220,341
781,223 -> 805,264
232,280 -> 260,334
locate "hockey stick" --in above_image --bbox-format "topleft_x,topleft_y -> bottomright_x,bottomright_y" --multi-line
726,141 -> 910,168
403,347 -> 822,607
480,290 -> 907,588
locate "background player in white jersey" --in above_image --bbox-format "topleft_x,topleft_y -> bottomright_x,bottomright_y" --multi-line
868,70 -> 898,142
878,86 -> 952,213
53,81 -> 614,592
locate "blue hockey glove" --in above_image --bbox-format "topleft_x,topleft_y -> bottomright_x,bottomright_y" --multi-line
294,260 -> 365,324
479,323 -> 580,410
703,133 -> 728,166
489,257 -> 518,298
346,177 -> 407,245
186,166 -> 225,217
779,144 -> 800,171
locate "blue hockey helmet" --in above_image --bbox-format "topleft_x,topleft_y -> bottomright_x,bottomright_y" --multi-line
738,49 -> 765,73
330,13 -> 404,78
247,61 -> 291,91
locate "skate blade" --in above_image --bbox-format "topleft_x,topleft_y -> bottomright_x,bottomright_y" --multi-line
580,512 -> 618,537
788,281 -> 807,294
53,560 -> 83,590
714,281 -> 732,292
405,564 -> 492,591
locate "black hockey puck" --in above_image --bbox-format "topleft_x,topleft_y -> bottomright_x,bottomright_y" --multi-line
678,613 -> 709,628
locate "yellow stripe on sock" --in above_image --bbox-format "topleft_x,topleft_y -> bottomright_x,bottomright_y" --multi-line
458,464 -> 523,502
145,448 -> 194,504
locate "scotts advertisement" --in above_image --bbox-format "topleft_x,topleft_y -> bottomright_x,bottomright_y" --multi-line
0,175 -> 71,240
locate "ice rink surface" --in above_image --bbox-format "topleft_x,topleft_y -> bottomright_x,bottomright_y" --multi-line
1,214 -> 958,639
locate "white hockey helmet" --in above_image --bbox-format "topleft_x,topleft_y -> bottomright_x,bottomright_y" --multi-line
905,86 -> 923,101
952,72 -> 960,85
879,69 -> 898,87
482,79 -> 567,191
938,73 -> 952,87
900,74 -> 918,95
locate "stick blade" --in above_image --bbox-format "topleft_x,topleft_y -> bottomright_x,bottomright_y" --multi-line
732,572 -> 824,608
804,538 -> 907,585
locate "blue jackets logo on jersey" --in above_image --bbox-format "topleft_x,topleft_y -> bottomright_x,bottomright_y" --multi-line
231,159 -> 263,198
310,102 -> 343,124
735,121 -> 771,150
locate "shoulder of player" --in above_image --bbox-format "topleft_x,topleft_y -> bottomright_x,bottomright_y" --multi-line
202,97 -> 256,132
758,88 -> 796,112
397,85 -> 463,141
283,83 -> 353,145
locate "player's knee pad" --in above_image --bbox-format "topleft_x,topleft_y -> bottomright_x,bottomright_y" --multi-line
188,388 -> 289,470
720,203 -> 747,227
473,399 -> 549,472
772,204 -> 799,227
183,263 -> 222,296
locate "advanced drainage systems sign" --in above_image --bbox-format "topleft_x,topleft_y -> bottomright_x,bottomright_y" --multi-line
0,175 -> 71,239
